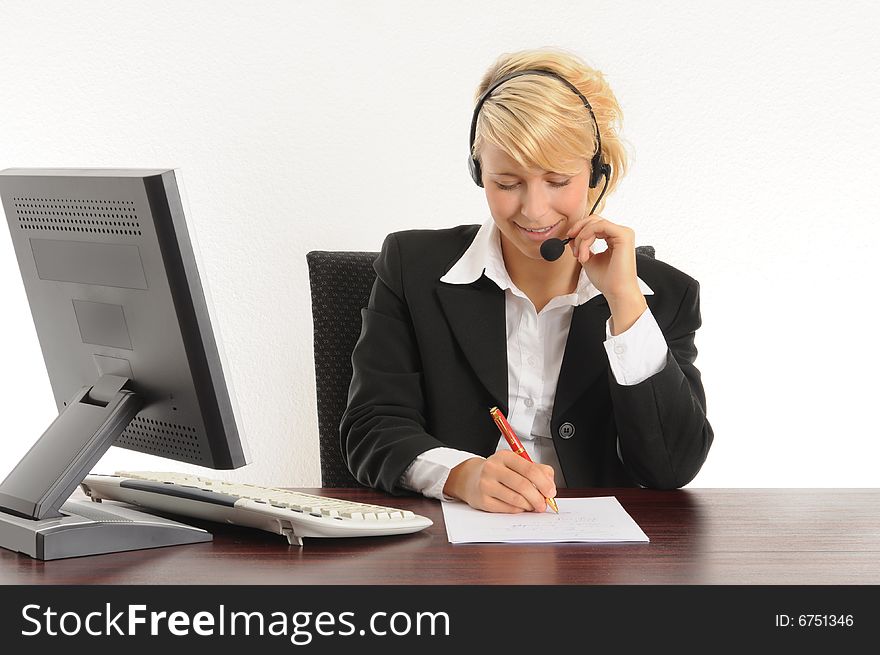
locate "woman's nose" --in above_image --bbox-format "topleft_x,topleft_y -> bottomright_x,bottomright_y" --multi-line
520,185 -> 551,222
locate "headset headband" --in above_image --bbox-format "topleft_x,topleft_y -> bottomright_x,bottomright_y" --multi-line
468,69 -> 609,189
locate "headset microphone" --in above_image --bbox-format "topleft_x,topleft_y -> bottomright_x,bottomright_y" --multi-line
540,237 -> 571,262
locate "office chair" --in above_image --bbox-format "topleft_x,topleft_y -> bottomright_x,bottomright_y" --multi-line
636,245 -> 655,259
306,245 -> 656,488
307,250 -> 378,487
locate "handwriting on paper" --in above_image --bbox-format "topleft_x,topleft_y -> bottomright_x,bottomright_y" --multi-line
442,497 -> 649,544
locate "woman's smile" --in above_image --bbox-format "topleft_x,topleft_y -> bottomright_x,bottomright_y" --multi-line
514,218 -> 564,242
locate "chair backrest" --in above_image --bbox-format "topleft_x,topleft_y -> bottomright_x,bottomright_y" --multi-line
307,251 -> 378,487
306,245 -> 655,488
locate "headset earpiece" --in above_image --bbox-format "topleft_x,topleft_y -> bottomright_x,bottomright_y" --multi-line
589,160 -> 611,189
468,155 -> 483,188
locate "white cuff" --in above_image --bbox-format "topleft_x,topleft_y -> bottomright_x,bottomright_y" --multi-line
399,447 -> 483,501
603,307 -> 667,386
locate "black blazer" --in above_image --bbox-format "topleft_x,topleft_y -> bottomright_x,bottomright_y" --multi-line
341,225 -> 712,494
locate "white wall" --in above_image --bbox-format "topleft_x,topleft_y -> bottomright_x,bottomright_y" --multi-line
1,0 -> 878,488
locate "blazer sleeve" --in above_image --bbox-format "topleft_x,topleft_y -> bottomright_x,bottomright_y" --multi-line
340,233 -> 449,494
609,279 -> 714,489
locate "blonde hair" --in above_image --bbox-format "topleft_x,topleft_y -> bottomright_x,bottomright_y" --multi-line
472,48 -> 628,214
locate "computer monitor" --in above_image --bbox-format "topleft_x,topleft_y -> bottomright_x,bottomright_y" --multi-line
0,168 -> 250,559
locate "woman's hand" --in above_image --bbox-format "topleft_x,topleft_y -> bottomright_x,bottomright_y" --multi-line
566,214 -> 648,334
443,452 -> 556,513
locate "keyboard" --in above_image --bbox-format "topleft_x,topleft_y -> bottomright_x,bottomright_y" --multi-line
80,471 -> 432,546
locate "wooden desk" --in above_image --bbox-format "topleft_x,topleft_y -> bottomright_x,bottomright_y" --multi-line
2,488 -> 878,585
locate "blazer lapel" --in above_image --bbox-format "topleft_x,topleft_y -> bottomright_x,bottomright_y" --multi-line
436,277 -> 508,410
552,295 -> 612,422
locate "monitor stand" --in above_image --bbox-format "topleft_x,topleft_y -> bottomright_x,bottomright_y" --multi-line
0,374 -> 211,560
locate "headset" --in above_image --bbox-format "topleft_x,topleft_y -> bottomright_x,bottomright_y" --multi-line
467,68 -> 611,200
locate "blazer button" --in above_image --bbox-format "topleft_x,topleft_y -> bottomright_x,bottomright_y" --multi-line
558,422 -> 575,439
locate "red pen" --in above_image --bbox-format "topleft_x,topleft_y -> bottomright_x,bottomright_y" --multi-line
489,406 -> 559,513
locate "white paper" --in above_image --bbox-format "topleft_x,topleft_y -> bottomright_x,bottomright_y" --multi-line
441,496 -> 649,544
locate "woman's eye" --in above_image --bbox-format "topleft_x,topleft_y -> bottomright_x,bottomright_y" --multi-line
495,179 -> 570,191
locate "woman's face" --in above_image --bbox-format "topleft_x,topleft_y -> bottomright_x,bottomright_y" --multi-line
480,142 -> 591,262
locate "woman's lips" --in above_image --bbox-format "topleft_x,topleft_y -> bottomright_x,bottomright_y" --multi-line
515,219 -> 563,242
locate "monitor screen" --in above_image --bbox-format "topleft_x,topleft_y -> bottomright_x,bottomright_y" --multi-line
0,168 -> 249,521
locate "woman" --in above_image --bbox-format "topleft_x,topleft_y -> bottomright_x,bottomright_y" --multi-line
341,48 -> 712,513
